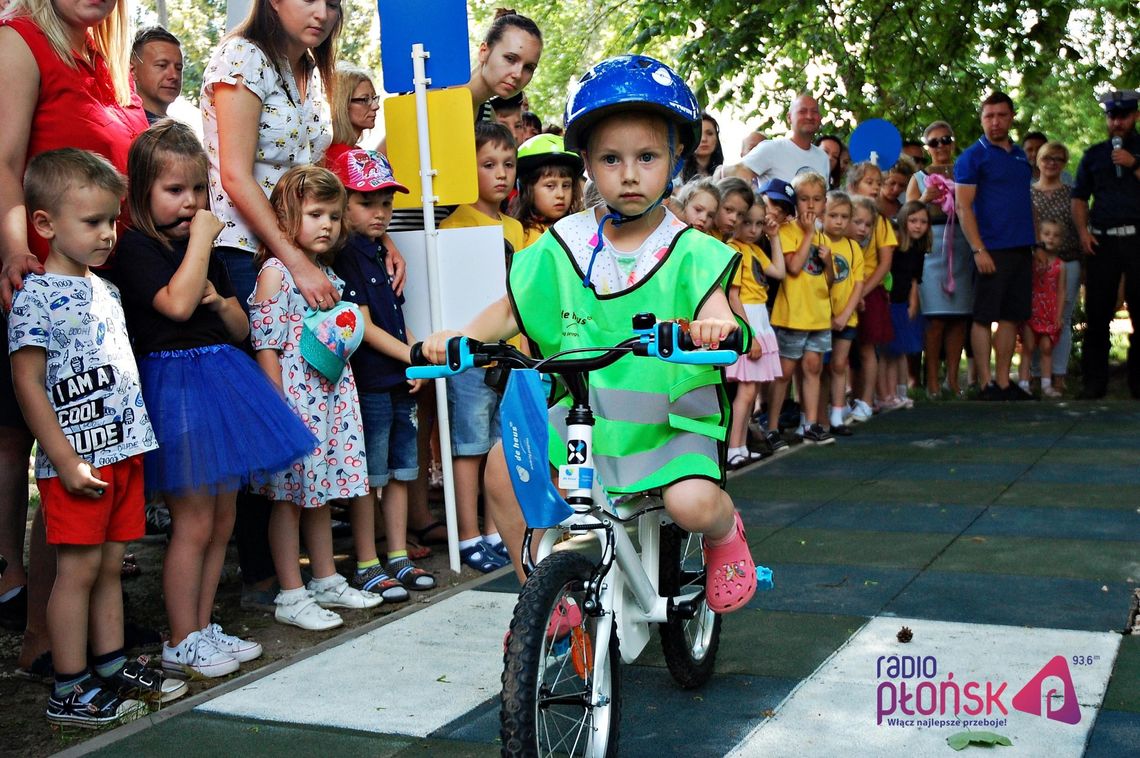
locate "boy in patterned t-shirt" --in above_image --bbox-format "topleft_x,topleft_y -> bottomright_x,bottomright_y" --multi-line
8,150 -> 164,727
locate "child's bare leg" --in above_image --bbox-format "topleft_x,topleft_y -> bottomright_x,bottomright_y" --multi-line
830,339 -> 852,423
453,455 -> 484,541
663,478 -> 735,541
163,491 -> 217,644
348,493 -> 378,564
198,493 -> 236,629
48,544 -> 102,675
767,358 -> 797,432
87,542 -> 126,657
269,501 -> 303,590
484,441 -> 533,584
859,342 -> 878,405
1019,329 -> 1036,384
729,381 -> 758,448
801,351 -> 823,425
300,505 -> 336,579
380,481 -> 409,554
1040,335 -> 1055,383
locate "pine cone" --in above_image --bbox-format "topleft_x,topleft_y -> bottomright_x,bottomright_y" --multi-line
897,626 -> 913,643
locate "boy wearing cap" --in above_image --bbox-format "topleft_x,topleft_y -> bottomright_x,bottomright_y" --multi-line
330,149 -> 436,598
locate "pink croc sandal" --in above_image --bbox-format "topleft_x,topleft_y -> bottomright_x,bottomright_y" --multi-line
703,512 -> 757,613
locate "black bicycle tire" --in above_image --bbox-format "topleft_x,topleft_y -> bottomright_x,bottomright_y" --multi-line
658,523 -> 722,689
500,550 -> 621,757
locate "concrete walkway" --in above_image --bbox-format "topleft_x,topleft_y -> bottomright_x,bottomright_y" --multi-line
67,401 -> 1140,757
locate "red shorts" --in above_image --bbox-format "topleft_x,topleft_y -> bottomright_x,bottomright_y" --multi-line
38,455 -> 145,546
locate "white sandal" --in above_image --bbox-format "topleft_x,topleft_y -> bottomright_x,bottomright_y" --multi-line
308,576 -> 383,610
274,592 -> 344,631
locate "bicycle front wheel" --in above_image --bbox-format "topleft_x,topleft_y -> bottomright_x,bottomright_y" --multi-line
500,551 -> 620,757
659,523 -> 722,689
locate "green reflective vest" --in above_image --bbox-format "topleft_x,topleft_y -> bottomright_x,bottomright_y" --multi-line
508,220 -> 748,494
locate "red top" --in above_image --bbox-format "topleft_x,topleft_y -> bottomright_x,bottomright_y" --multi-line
3,16 -> 148,261
322,141 -> 354,169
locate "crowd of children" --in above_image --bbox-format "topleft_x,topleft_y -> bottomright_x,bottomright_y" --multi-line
6,41 -> 1089,730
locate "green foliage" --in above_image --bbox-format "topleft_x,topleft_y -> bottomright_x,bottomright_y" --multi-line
629,0 -> 1139,150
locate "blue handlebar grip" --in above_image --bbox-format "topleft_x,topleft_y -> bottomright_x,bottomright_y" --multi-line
756,565 -> 774,591
405,365 -> 455,380
655,323 -> 741,366
405,336 -> 476,380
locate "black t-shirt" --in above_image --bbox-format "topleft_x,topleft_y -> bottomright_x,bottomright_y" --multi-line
112,229 -> 237,354
888,244 -> 926,304
1073,130 -> 1140,226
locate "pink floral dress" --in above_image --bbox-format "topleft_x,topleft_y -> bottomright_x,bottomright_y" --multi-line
249,258 -> 368,508
1028,256 -> 1063,344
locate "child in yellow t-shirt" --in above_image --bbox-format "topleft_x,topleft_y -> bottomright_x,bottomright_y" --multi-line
436,121 -> 524,572
726,199 -> 785,467
675,177 -> 720,234
845,161 -> 898,420
768,171 -> 834,445
820,191 -> 865,436
714,177 -> 754,242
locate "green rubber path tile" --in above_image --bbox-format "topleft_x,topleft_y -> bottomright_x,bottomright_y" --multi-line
930,535 -> 1140,582
752,528 -> 954,568
824,443 -> 1046,464
1103,635 -> 1140,714
730,475 -> 854,502
997,482 -> 1140,510
635,610 -> 867,680
850,478 -> 1008,504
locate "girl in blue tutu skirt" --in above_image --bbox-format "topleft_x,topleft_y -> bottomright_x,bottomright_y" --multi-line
114,122 -> 316,677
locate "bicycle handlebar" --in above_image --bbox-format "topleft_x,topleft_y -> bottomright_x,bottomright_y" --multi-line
406,313 -> 745,380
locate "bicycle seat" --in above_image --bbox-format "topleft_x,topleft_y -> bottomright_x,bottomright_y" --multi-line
501,369 -> 574,528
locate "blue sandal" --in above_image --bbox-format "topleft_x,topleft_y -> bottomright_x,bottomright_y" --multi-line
460,540 -> 508,573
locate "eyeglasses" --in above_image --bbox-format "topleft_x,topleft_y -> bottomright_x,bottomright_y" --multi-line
926,135 -> 954,148
349,95 -> 381,106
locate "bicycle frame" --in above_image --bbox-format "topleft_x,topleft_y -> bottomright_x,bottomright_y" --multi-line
505,367 -> 708,665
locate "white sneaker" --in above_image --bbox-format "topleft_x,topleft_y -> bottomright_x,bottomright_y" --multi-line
202,622 -> 263,663
162,630 -> 239,679
849,399 -> 873,423
308,575 -> 383,610
274,591 -> 343,631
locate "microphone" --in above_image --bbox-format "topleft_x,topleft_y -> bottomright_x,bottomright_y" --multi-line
1112,136 -> 1123,178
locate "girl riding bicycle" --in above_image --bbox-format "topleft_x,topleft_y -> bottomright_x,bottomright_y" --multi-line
422,55 -> 757,615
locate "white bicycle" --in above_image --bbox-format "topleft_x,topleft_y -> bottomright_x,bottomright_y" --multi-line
409,314 -> 771,757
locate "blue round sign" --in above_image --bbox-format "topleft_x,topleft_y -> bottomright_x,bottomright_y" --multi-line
848,118 -> 902,167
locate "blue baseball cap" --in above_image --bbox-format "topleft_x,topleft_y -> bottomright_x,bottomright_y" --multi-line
759,178 -> 796,208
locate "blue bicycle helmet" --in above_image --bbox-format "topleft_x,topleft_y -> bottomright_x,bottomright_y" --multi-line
563,56 -> 702,289
563,55 -> 701,157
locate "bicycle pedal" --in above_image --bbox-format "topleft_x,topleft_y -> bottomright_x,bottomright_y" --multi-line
756,565 -> 774,590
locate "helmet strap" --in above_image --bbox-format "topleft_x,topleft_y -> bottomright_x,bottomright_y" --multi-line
580,123 -> 685,289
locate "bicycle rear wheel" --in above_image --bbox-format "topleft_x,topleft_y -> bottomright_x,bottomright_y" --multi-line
501,551 -> 620,757
659,523 -> 722,689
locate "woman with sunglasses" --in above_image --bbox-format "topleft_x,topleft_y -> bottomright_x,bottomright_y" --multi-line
907,121 -> 975,397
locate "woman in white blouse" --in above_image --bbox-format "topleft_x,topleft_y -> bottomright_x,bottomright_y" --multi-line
202,0 -> 387,309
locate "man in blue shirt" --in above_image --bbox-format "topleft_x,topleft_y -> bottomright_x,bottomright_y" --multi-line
955,92 -> 1036,401
1072,89 -> 1140,399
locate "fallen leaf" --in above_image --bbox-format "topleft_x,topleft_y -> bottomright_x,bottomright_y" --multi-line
762,709 -> 776,718
947,731 -> 1012,751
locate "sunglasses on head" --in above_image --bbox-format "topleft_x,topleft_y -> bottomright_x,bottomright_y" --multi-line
926,135 -> 954,148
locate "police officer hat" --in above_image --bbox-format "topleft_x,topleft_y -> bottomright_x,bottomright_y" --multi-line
1098,89 -> 1139,115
